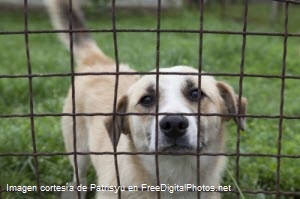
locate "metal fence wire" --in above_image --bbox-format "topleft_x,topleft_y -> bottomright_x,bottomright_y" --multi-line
0,0 -> 300,199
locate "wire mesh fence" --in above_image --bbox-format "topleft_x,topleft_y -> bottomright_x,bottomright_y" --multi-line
0,0 -> 300,199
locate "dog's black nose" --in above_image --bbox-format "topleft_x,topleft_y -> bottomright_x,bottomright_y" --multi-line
159,115 -> 189,138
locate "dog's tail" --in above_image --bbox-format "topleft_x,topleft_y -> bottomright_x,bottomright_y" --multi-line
45,0 -> 113,65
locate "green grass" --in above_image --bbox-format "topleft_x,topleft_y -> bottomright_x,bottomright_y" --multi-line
1,3 -> 300,199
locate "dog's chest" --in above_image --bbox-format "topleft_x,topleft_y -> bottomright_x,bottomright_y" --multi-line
138,155 -> 198,185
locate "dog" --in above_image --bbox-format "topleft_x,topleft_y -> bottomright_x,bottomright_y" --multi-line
46,0 -> 247,198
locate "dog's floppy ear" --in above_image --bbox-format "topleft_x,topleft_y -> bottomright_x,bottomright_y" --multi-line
105,96 -> 130,147
217,82 -> 247,131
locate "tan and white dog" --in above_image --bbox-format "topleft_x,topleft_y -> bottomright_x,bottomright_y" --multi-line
46,1 -> 247,198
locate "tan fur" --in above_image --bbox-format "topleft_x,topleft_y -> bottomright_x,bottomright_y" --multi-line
45,1 -> 248,198
61,65 -> 247,199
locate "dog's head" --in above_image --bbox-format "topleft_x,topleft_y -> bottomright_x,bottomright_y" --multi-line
105,66 -> 247,152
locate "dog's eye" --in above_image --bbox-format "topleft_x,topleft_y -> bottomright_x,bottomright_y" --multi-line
189,89 -> 205,101
139,95 -> 155,107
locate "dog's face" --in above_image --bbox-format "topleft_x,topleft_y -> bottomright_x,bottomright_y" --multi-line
106,66 -> 247,153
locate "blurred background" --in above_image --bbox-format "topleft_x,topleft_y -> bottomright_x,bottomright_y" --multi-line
0,0 -> 300,198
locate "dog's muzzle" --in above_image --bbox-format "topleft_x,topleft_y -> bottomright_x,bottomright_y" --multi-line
160,115 -> 189,138
159,115 -> 192,151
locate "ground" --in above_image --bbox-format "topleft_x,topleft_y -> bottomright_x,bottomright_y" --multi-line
0,2 -> 300,199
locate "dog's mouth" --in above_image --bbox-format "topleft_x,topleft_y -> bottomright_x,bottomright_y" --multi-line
159,139 -> 207,153
160,144 -> 193,152
160,144 -> 206,153
155,134 -> 207,153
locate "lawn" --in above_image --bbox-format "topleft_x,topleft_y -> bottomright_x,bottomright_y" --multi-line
0,2 -> 300,199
